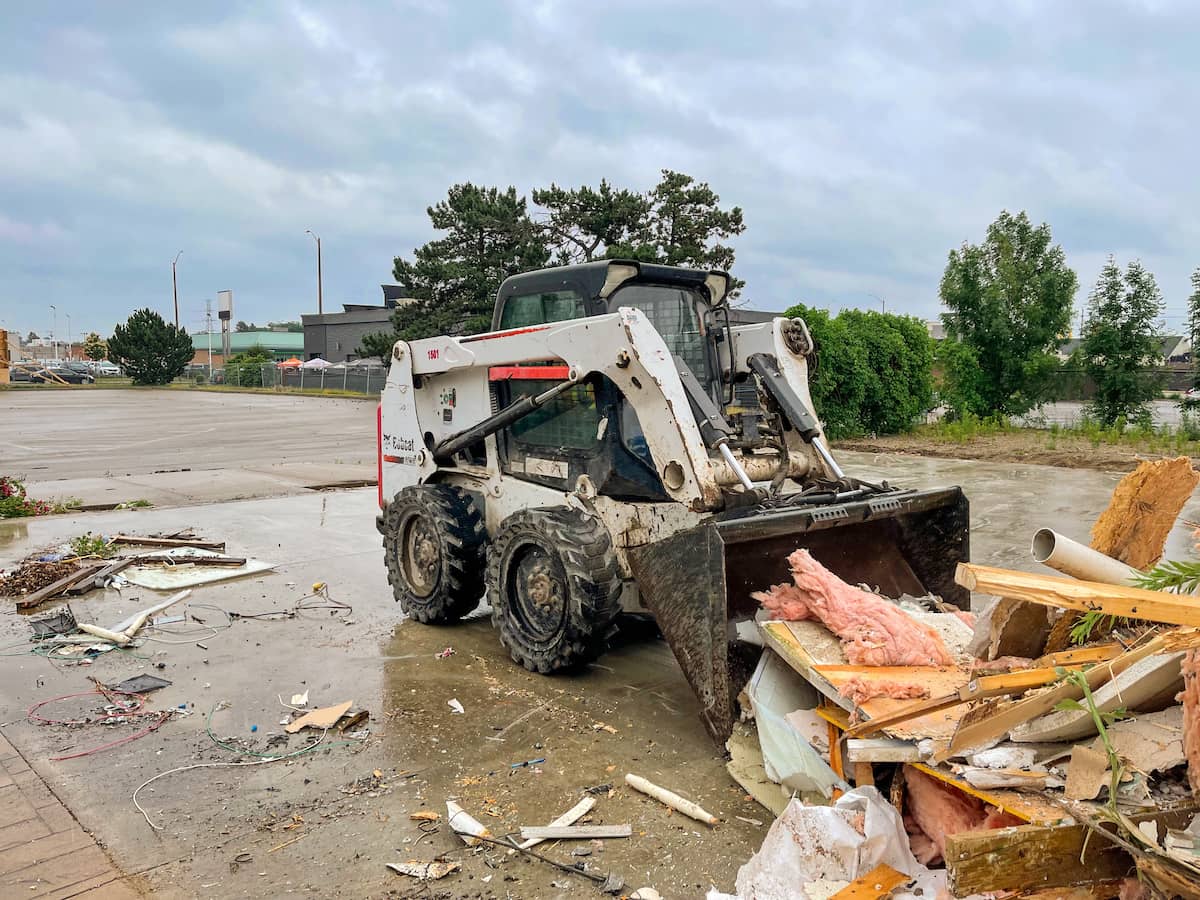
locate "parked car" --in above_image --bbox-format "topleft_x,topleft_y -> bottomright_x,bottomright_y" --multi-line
65,361 -> 92,375
31,366 -> 94,385
9,366 -> 33,382
94,361 -> 121,376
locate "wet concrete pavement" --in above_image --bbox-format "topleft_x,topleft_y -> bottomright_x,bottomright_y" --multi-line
1,449 -> 1198,897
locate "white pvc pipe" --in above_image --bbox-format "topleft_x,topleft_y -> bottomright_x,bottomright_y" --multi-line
1030,528 -> 1140,585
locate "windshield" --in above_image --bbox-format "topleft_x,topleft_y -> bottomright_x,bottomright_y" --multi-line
608,283 -> 711,382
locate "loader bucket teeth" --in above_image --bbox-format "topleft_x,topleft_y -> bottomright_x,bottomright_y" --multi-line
627,486 -> 969,744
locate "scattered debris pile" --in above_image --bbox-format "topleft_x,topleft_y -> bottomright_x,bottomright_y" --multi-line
719,456 -> 1200,899
0,530 -> 274,611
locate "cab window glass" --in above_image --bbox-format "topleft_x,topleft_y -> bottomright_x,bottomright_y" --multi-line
499,290 -> 584,328
509,381 -> 600,450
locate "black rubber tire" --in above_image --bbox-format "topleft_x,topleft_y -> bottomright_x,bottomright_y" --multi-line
379,484 -> 486,624
487,506 -> 622,673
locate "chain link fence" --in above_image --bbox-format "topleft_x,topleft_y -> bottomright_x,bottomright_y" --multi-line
181,363 -> 387,394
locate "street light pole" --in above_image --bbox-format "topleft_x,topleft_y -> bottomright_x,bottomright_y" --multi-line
65,314 -> 71,361
172,251 -> 183,328
49,304 -> 56,361
867,293 -> 886,314
305,230 -> 323,314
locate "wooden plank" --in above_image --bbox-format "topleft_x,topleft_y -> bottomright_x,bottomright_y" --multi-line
134,554 -> 248,567
62,558 -> 134,594
844,667 -> 1073,739
945,823 -> 1132,894
518,824 -> 631,840
760,621 -> 854,714
1037,644 -> 1123,667
846,739 -> 920,763
829,863 -> 909,900
813,665 -> 968,740
957,562 -> 1200,627
935,631 -> 1195,761
853,762 -> 875,788
111,534 -> 226,550
15,563 -> 105,610
910,763 -> 1069,825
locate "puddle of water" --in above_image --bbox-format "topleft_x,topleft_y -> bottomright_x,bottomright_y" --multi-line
0,521 -> 30,548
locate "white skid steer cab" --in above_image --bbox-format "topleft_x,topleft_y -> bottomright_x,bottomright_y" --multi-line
377,260 -> 968,742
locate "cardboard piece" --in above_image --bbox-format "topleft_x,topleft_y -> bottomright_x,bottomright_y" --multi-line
1064,745 -> 1111,801
285,700 -> 352,733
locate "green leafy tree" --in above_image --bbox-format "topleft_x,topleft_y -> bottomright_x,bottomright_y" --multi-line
643,170 -> 745,280
235,321 -> 252,332
107,308 -> 193,386
939,211 -> 1077,417
1187,267 -> 1200,390
533,179 -> 651,264
1082,257 -> 1165,425
222,344 -> 275,387
82,332 -> 107,361
359,184 -> 549,358
784,304 -> 932,437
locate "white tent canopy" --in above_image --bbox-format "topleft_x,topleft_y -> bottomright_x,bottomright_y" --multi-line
301,357 -> 332,369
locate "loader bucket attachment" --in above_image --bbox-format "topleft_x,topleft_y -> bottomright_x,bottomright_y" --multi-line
625,486 -> 969,744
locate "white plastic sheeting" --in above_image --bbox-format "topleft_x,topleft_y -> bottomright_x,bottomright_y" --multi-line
711,787 -> 942,900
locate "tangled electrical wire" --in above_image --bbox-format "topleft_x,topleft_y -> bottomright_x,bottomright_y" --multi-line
27,677 -> 178,761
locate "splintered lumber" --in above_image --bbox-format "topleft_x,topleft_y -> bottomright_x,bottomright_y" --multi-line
625,774 -> 718,825
63,558 -> 134,594
843,667 -> 1075,739
518,824 -> 631,840
829,863 -> 910,900
936,630 -> 1200,761
111,534 -> 226,551
15,563 -> 105,610
956,563 -> 1200,628
134,554 -> 247,567
945,823 -> 1131,894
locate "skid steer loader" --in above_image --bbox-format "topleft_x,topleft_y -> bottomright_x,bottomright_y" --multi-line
376,260 -> 969,743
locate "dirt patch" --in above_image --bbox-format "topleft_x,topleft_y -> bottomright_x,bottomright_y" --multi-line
0,559 -> 79,597
836,432 -> 1200,472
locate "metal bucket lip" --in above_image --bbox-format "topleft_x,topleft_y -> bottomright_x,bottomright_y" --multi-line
706,485 -> 967,544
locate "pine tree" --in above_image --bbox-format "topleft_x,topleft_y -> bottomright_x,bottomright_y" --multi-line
1082,257 -> 1165,425
1186,267 -> 1200,390
107,309 -> 193,385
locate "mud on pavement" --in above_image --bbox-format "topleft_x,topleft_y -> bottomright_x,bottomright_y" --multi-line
0,490 -> 759,899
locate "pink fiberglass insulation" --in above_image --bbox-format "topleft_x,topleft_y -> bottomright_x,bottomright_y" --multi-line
903,765 -> 1022,865
1183,648 -> 1200,794
753,549 -> 954,667
837,676 -> 930,706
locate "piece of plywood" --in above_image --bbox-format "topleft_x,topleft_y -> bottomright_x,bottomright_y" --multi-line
909,763 -> 1068,825
285,700 -> 352,733
957,563 -> 1200,628
813,664 -> 969,740
1012,652 -> 1183,743
828,864 -> 910,900
760,620 -> 853,713
945,822 -> 1131,894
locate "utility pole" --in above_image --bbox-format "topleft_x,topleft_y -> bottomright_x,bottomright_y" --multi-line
306,230 -> 323,313
49,304 -> 56,361
205,300 -> 214,378
172,251 -> 183,327
65,314 -> 71,360
867,293 -> 886,313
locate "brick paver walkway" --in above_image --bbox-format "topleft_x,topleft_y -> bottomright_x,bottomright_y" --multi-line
0,732 -> 140,898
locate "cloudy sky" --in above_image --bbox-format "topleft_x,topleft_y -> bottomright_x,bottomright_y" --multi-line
2,1 -> 1197,342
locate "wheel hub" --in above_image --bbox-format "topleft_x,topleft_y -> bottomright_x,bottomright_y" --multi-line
400,515 -> 440,597
511,547 -> 566,641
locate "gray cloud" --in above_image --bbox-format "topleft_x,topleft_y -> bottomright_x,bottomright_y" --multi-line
2,0 -> 1198,341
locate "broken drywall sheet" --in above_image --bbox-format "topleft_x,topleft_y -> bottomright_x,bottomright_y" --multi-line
967,597 -> 1054,661
726,723 -> 793,817
732,787 -> 937,900
1098,706 -> 1185,774
122,548 -> 276,589
1011,653 -> 1184,743
746,651 -> 843,798
1065,745 -> 1112,801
